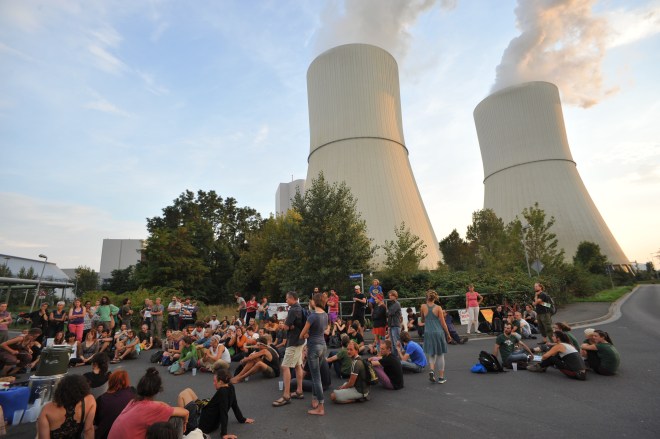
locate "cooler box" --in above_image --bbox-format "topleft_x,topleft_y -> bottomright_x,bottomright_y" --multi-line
28,374 -> 66,404
0,386 -> 29,423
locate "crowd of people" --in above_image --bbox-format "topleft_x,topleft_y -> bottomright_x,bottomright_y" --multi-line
0,280 -> 623,437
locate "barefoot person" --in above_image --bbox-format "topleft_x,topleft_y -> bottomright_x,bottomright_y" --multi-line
299,292 -> 328,415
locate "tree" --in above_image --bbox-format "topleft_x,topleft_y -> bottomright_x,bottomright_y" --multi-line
140,190 -> 263,302
439,229 -> 474,271
573,241 -> 608,274
74,266 -> 99,294
0,264 -> 11,277
17,267 -> 36,279
288,173 -> 374,293
102,266 -> 137,294
383,222 -> 428,277
519,203 -> 565,272
466,209 -> 520,271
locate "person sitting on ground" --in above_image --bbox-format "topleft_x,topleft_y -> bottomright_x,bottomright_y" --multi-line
83,352 -> 110,392
264,316 -> 279,336
230,327 -> 249,362
230,334 -> 280,383
94,370 -> 136,439
76,329 -> 99,367
244,326 -> 259,347
112,329 -> 140,363
505,311 -> 521,340
330,341 -> 370,404
443,311 -> 467,345
369,340 -> 404,390
581,329 -> 620,376
170,336 -> 198,375
208,315 -> 221,331
190,321 -> 206,341
146,422 -> 178,439
97,329 -> 113,354
524,304 -> 538,331
272,320 -> 287,358
199,335 -> 231,372
194,328 -> 214,351
536,322 -> 580,353
178,369 -> 255,438
406,308 -> 424,338
65,332 -> 81,367
493,322 -> 533,369
333,318 -> 347,336
113,324 -> 129,345
46,330 -> 66,347
492,305 -> 505,333
291,345 -> 332,393
37,374 -> 96,439
161,331 -> 183,364
515,311 -> 536,339
346,322 -> 367,354
396,331 -> 427,373
108,368 -> 189,439
327,333 -> 352,379
527,331 -> 586,379
138,324 -> 154,351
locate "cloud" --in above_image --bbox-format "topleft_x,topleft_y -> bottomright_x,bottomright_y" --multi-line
136,70 -> 169,95
0,1 -> 41,32
254,124 -> 269,144
491,0 -> 616,108
84,91 -> 131,117
314,0 -> 456,61
88,43 -> 127,75
0,192 -> 145,269
604,2 -> 660,48
0,41 -> 36,62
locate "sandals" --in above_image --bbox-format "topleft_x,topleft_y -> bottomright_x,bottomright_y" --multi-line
111,359 -> 121,364
272,397 -> 291,407
291,392 -> 305,399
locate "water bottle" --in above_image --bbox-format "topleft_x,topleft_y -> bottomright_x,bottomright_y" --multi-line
192,368 -> 197,376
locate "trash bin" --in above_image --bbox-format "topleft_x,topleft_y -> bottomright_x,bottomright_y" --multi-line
0,386 -> 29,423
35,346 -> 71,376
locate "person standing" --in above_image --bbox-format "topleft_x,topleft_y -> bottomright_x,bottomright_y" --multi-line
465,284 -> 483,334
28,302 -> 50,342
167,296 -> 181,331
150,297 -> 164,339
245,295 -> 258,326
299,293 -> 329,416
96,296 -> 119,331
0,303 -> 12,344
180,298 -> 195,330
235,292 -> 247,322
119,298 -> 134,330
387,290 -> 402,359
533,283 -> 554,344
327,290 -> 340,324
68,299 -> 86,342
350,286 -> 366,330
272,292 -> 305,407
49,301 -> 68,338
420,290 -> 451,384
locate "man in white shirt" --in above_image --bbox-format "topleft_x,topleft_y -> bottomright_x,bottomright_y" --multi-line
208,315 -> 221,331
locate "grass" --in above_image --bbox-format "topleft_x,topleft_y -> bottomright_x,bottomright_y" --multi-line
571,286 -> 633,303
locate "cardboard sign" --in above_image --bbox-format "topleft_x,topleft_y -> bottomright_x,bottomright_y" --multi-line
480,308 -> 494,324
458,309 -> 470,325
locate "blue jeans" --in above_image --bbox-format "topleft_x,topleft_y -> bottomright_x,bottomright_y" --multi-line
389,326 -> 401,359
307,343 -> 326,404
401,360 -> 424,373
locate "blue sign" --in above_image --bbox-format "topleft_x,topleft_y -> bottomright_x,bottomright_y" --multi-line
348,273 -> 362,279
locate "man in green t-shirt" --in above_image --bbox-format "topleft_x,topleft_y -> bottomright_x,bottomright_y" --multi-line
327,334 -> 352,378
331,341 -> 370,403
493,323 -> 533,368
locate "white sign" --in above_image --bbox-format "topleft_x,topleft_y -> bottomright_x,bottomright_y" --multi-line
458,308 -> 470,325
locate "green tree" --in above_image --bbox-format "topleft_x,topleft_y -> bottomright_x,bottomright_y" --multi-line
0,264 -> 11,277
466,208 -> 519,271
519,202 -> 565,273
17,267 -> 37,279
439,229 -> 474,271
74,266 -> 99,294
288,173 -> 373,293
383,222 -> 428,277
102,266 -> 137,294
573,241 -> 608,274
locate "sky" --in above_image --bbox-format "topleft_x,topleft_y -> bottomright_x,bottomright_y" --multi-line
1,0 -> 659,271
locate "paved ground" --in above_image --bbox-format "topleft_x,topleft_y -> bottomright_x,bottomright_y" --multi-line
6,287 -> 659,438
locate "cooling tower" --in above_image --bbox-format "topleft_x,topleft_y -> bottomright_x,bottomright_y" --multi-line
473,81 -> 628,264
306,44 -> 441,269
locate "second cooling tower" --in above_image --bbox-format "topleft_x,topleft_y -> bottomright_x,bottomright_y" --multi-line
306,44 -> 441,269
474,81 -> 628,264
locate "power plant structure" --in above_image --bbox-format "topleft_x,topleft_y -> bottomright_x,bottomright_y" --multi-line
473,81 -> 628,264
304,43 -> 441,269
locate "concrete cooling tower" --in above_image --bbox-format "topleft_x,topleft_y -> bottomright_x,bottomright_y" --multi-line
473,81 -> 628,264
306,44 -> 441,269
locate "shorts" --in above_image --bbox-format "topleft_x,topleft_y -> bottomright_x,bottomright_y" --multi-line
328,312 -> 338,323
372,327 -> 386,337
333,386 -> 367,403
184,399 -> 209,434
281,345 -> 304,368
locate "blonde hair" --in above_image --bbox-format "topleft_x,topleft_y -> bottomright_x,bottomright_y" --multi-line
426,290 -> 439,303
388,290 -> 398,299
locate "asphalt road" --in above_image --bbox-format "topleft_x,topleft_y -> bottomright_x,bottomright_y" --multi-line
7,285 -> 660,438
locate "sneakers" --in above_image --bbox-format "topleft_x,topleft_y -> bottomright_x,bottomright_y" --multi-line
429,371 -> 436,383
575,371 -> 587,381
475,330 -> 482,334
526,363 -> 547,373
437,377 -> 447,384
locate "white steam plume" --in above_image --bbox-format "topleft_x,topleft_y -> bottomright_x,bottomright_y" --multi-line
492,0 -> 616,108
314,0 -> 456,61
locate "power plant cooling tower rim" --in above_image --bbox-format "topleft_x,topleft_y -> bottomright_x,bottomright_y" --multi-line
308,136 -> 409,162
484,158 -> 577,183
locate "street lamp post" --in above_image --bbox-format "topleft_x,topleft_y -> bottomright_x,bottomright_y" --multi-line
3,257 -> 10,303
521,224 -> 532,278
29,254 -> 48,314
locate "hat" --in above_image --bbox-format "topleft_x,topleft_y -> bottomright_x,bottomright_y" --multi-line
584,328 -> 595,337
354,285 -> 360,290
228,325 -> 236,331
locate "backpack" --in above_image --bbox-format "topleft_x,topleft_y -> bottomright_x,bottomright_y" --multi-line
361,357 -> 379,385
478,350 -> 504,372
150,350 -> 164,363
548,295 -> 557,315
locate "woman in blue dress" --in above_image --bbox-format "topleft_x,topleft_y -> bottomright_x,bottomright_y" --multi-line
420,290 -> 451,384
